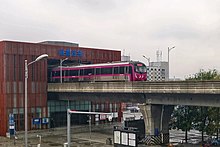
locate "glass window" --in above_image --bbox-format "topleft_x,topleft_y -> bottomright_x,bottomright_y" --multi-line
36,107 -> 42,118
19,108 -> 24,114
119,67 -> 124,74
79,104 -> 84,110
95,104 -> 99,111
60,105 -> 66,111
13,108 -> 18,114
76,104 -> 79,110
70,70 -> 79,76
13,94 -> 17,108
84,68 -> 94,75
114,67 -> 119,74
51,106 -> 55,112
101,104 -> 104,111
101,68 -> 112,74
135,65 -> 147,73
80,69 -> 84,76
109,103 -> 112,112
54,71 -> 60,76
96,68 -> 101,75
65,70 -> 70,76
125,66 -> 131,74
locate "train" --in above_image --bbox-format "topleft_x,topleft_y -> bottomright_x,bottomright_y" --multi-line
50,61 -> 147,82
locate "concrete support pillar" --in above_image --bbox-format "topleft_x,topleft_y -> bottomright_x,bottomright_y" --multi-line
138,104 -> 174,145
161,105 -> 174,144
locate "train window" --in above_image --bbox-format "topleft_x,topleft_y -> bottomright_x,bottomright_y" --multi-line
134,63 -> 147,73
70,70 -> 79,76
119,67 -> 124,74
125,66 -> 130,74
101,68 -> 112,74
84,68 -> 94,75
65,70 -> 70,76
96,68 -> 101,75
62,70 -> 65,77
80,69 -> 84,76
114,67 -> 119,74
129,66 -> 132,74
53,71 -> 60,76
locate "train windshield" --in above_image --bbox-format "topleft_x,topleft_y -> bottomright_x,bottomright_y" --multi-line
134,63 -> 147,73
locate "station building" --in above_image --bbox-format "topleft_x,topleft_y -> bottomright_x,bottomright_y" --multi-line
0,40 -> 121,136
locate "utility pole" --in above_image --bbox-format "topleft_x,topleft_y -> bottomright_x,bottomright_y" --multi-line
168,46 -> 175,80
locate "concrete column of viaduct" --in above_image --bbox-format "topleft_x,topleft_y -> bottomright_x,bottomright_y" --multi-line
139,104 -> 174,145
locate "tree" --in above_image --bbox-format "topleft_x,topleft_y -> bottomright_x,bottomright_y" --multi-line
186,69 -> 220,81
171,105 -> 197,143
189,69 -> 220,140
193,107 -> 209,142
171,69 -> 220,142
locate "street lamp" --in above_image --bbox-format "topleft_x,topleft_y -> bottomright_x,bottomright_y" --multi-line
168,46 -> 175,80
60,58 -> 68,83
25,54 -> 48,147
142,55 -> 150,66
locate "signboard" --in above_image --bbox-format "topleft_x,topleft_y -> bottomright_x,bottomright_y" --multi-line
114,126 -> 138,147
58,49 -> 83,57
32,118 -> 41,125
114,131 -> 120,144
41,117 -> 49,124
8,113 -> 15,136
129,133 -> 136,146
121,132 -> 128,145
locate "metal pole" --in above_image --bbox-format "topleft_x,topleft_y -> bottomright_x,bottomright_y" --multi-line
168,46 -> 175,80
168,48 -> 170,80
24,54 -> 48,147
60,60 -> 62,83
142,55 -> 150,66
89,105 -> 91,144
67,109 -> 71,147
60,58 -> 68,83
25,60 -> 28,147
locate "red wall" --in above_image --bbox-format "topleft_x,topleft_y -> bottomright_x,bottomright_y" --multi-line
0,41 -> 6,136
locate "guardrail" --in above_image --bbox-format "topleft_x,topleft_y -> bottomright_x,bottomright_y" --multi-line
48,81 -> 220,94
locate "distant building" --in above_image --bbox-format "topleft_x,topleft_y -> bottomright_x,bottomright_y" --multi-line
147,61 -> 168,81
121,55 -> 131,62
146,50 -> 169,81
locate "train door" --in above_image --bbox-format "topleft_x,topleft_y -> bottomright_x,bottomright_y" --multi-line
95,68 -> 101,81
79,69 -> 84,81
113,66 -> 119,81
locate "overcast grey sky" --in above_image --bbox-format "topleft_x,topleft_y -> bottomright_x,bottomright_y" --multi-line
1,0 -> 220,79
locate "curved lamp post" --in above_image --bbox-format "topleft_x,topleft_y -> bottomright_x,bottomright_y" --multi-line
168,46 -> 175,80
142,55 -> 150,66
25,54 -> 48,147
60,58 -> 68,83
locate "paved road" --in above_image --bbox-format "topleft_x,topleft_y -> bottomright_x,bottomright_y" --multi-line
0,122 -> 217,147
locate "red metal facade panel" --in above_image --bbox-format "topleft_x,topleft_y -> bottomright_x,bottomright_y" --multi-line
0,42 -> 6,136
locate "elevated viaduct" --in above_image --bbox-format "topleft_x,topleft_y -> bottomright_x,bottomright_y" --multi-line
48,81 -> 220,144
